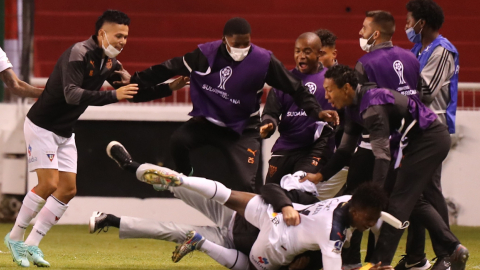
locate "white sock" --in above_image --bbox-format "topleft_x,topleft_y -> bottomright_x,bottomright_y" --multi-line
25,196 -> 68,246
181,176 -> 231,204
10,190 -> 46,241
200,239 -> 250,270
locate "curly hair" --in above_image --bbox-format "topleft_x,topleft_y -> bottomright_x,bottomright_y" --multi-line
406,0 -> 444,31
95,10 -> 130,35
350,182 -> 388,212
314,29 -> 337,48
324,65 -> 358,89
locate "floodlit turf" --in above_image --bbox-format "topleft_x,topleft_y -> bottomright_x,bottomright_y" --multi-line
0,224 -> 478,269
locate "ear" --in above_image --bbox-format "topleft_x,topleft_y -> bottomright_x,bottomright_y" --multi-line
419,19 -> 426,29
332,49 -> 337,58
222,36 -> 226,44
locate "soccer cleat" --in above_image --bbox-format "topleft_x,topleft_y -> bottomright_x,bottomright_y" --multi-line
141,167 -> 183,186
172,230 -> 205,263
153,184 -> 169,191
27,245 -> 50,267
89,211 -> 111,234
106,141 -> 132,169
431,256 -> 452,270
394,255 -> 431,270
4,232 -> 30,267
450,244 -> 469,270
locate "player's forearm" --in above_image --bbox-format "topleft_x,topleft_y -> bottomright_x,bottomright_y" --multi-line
10,80 -> 43,98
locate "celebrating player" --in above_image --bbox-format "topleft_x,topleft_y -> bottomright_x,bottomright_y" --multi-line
3,10 -> 145,267
126,17 -> 338,193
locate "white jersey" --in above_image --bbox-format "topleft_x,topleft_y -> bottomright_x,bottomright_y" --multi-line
0,46 -> 13,73
245,195 -> 353,270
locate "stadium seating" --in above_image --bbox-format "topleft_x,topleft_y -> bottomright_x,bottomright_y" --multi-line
33,0 -> 479,85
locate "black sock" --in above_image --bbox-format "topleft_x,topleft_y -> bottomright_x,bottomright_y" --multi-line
106,214 -> 121,228
124,161 -> 141,174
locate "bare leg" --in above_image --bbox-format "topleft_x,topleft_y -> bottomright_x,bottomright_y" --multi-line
224,191 -> 256,217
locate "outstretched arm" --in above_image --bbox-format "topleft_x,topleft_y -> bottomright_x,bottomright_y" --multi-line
0,68 -> 43,98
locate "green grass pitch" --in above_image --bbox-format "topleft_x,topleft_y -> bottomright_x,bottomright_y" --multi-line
0,224 -> 478,269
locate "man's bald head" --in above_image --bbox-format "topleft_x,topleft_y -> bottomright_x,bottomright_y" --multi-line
296,32 -> 322,51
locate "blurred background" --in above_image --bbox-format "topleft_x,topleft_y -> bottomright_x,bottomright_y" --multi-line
0,0 -> 478,226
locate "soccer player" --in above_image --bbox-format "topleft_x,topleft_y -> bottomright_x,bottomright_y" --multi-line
0,46 -> 43,98
260,32 -> 342,197
109,146 -> 391,270
2,10 -> 151,267
93,141 -> 322,269
301,65 -> 466,270
395,1 -> 464,269
127,17 -> 338,193
314,29 -> 338,68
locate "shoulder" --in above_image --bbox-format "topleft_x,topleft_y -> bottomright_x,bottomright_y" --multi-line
69,41 -> 90,62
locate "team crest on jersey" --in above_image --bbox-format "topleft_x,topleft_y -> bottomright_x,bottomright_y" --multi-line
106,59 -> 113,70
46,152 -> 55,162
332,240 -> 344,254
218,66 -> 233,90
393,60 -> 406,85
305,82 -> 317,94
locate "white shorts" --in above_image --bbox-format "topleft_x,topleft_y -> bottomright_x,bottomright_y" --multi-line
24,117 -> 77,173
245,195 -> 291,270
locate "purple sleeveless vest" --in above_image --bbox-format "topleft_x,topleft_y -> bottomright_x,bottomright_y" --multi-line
359,88 -> 437,130
189,40 -> 271,134
272,68 -> 334,152
358,46 -> 420,97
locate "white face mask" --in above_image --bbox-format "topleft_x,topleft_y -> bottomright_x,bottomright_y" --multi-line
102,30 -> 122,58
225,39 -> 250,61
359,32 -> 376,52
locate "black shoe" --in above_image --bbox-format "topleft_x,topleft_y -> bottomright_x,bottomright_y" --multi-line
395,255 -> 432,270
450,244 -> 469,270
431,256 -> 452,270
89,211 -> 118,233
106,141 -> 132,169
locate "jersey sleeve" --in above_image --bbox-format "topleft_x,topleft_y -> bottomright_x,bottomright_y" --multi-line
0,47 -> 13,73
317,223 -> 343,270
62,45 -> 117,106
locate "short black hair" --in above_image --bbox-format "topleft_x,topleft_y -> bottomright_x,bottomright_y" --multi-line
324,64 -> 358,89
223,17 -> 251,36
365,10 -> 396,37
95,10 -> 130,35
406,0 -> 444,31
350,182 -> 388,212
314,29 -> 337,48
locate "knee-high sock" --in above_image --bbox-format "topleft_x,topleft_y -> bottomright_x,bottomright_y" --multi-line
199,239 -> 249,270
25,196 -> 68,246
180,177 -> 231,205
10,190 -> 46,241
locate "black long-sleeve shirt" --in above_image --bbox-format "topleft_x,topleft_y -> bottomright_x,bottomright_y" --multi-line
27,36 -> 135,137
130,42 -> 323,129
260,183 -> 320,212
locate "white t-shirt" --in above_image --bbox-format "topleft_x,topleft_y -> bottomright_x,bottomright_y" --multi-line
246,195 -> 353,270
0,46 -> 13,73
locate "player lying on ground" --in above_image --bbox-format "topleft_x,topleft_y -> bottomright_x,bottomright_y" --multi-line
94,142 -> 325,269
102,144 -> 392,269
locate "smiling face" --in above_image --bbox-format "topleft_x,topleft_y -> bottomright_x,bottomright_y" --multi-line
99,22 -> 129,51
349,206 -> 381,232
323,78 -> 355,109
294,37 -> 321,74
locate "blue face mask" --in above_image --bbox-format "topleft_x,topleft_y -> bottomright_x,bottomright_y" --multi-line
406,20 -> 423,43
